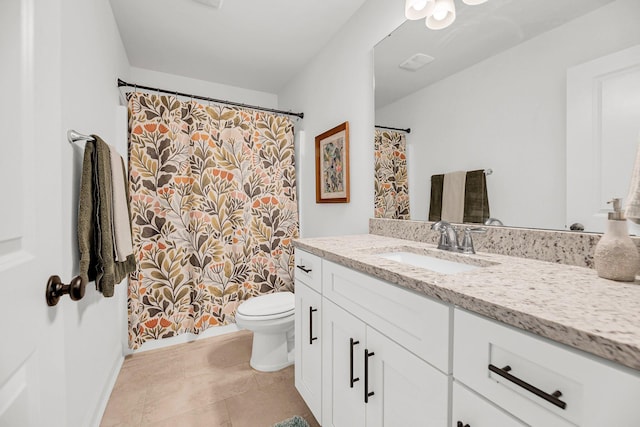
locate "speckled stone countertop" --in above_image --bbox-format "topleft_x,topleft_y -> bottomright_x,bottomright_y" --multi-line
294,234 -> 640,371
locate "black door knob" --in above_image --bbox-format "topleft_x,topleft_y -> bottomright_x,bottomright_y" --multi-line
46,275 -> 86,306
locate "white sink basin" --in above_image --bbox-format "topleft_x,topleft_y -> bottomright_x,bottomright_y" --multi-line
377,251 -> 481,275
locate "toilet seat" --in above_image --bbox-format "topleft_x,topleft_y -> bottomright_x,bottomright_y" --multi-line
236,292 -> 294,321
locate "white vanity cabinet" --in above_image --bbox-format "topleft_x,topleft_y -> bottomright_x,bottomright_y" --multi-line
294,252 -> 450,427
294,280 -> 322,422
294,247 -> 640,427
294,249 -> 323,421
454,308 -> 640,427
322,299 -> 448,427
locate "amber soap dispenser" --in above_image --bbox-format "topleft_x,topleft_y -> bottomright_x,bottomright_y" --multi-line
594,198 -> 640,282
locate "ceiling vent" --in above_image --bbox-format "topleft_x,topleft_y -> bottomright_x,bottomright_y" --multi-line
399,53 -> 434,71
192,0 -> 223,9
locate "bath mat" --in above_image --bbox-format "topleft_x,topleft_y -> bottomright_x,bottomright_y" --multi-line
272,415 -> 310,427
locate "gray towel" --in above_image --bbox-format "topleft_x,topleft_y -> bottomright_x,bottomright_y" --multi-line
428,174 -> 444,222
78,136 -> 135,297
463,169 -> 490,224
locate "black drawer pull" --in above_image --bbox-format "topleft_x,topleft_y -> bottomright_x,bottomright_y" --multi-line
488,364 -> 567,410
296,265 -> 312,273
457,422 -> 470,427
364,349 -> 375,403
350,338 -> 360,388
309,307 -> 318,345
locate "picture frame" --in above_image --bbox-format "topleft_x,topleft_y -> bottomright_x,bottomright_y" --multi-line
315,121 -> 350,203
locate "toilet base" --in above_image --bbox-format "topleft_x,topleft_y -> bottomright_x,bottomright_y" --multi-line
249,328 -> 295,372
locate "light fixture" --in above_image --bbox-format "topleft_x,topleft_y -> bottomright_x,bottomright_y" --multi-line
405,0 -> 435,20
406,0 -> 488,30
426,0 -> 456,30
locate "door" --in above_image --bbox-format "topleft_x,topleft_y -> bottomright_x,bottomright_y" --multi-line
366,327 -> 449,427
322,300 -> 366,427
567,44 -> 640,232
0,1 -> 66,426
294,281 -> 322,422
452,381 -> 527,427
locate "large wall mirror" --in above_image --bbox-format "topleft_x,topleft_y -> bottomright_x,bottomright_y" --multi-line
374,0 -> 640,232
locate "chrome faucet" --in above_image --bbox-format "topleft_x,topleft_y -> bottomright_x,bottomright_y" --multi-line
430,221 -> 459,251
431,221 -> 487,254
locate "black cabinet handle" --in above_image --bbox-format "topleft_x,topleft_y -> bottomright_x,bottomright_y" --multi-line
364,349 -> 375,403
457,422 -> 470,427
296,265 -> 312,273
488,364 -> 567,410
309,307 -> 318,345
350,338 -> 360,388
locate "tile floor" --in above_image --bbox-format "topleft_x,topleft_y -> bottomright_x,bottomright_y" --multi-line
100,330 -> 320,427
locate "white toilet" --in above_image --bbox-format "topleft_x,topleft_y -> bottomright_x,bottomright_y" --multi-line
235,291 -> 295,372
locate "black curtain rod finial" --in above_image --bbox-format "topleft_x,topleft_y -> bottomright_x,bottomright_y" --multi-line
116,78 -> 304,119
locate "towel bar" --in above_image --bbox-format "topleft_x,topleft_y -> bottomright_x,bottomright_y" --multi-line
67,129 -> 95,144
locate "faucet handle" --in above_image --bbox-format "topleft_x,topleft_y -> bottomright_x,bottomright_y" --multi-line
430,220 -> 451,231
460,227 -> 487,254
431,221 -> 452,250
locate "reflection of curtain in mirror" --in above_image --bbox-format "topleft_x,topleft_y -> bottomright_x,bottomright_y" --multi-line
127,93 -> 299,349
374,129 -> 410,220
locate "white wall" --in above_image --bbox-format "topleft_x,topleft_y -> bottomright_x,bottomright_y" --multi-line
128,66 -> 278,108
60,0 -> 131,425
278,0 -> 406,238
376,0 -> 640,230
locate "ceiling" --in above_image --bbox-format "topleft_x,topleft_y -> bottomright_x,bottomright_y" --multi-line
375,0 -> 615,108
109,0 -> 368,94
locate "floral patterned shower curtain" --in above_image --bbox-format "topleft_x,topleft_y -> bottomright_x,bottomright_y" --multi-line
127,93 -> 298,349
374,129 -> 410,220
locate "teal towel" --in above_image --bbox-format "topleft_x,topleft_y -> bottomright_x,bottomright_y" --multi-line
272,415 -> 310,427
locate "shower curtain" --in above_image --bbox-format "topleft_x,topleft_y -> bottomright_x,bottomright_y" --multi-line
127,93 -> 298,349
374,129 -> 410,220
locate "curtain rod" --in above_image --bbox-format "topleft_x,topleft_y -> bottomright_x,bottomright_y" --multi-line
117,78 -> 304,119
375,125 -> 411,133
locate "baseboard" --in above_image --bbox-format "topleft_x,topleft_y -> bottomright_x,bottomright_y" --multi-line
88,348 -> 124,427
127,323 -> 241,355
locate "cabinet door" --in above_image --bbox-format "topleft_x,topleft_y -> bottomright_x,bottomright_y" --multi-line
452,381 -> 527,427
295,281 -> 322,422
366,327 -> 449,427
322,300 -> 366,427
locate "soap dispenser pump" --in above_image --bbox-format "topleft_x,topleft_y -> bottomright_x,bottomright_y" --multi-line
594,198 -> 639,282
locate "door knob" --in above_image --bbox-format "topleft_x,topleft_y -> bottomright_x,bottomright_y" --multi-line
46,275 -> 86,306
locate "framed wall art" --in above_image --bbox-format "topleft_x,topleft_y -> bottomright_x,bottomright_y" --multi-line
315,121 -> 350,203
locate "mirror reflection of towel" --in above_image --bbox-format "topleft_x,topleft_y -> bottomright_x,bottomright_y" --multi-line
441,171 -> 466,223
429,169 -> 489,224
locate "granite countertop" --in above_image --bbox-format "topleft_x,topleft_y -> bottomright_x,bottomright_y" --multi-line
294,234 -> 640,371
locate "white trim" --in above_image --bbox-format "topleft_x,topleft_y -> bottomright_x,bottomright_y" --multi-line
88,350 -> 124,427
125,323 -> 241,355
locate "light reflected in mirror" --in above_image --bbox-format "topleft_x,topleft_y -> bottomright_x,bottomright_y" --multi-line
374,0 -> 640,233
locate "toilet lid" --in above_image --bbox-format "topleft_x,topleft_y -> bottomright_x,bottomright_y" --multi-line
236,292 -> 295,317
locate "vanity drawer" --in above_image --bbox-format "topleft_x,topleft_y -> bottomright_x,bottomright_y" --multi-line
453,308 -> 640,427
322,260 -> 451,372
294,249 -> 322,292
452,380 -> 526,427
